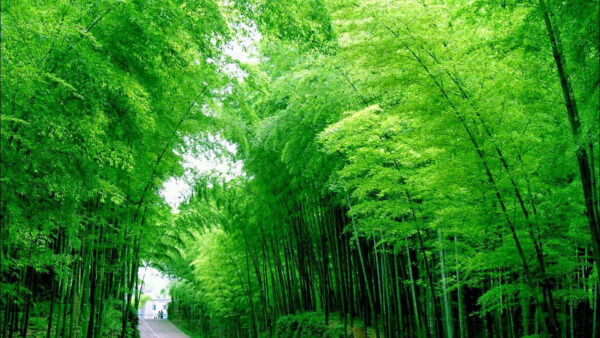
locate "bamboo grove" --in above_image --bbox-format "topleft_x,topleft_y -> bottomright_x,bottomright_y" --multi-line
1,0 -> 228,336
1,0 -> 599,337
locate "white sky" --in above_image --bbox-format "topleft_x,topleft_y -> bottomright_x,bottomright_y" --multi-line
160,135 -> 243,211
139,266 -> 172,299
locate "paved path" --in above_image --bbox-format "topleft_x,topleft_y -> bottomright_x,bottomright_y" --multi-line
139,319 -> 189,338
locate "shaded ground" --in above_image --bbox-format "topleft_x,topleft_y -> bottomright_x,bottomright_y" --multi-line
139,319 -> 189,338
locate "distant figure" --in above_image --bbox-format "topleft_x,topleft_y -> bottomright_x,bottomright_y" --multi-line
158,310 -> 164,319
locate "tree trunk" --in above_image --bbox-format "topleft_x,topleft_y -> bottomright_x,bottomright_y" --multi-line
438,231 -> 453,338
454,237 -> 467,338
539,0 -> 600,283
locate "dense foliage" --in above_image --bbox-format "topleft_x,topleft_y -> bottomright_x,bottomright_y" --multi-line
1,0 -> 229,336
2,0 -> 598,337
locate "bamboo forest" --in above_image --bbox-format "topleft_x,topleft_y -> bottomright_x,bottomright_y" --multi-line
1,0 -> 599,337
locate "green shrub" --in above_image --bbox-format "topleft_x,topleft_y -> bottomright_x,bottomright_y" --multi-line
275,312 -> 350,338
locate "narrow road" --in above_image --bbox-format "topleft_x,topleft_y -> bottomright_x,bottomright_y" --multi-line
139,319 -> 189,338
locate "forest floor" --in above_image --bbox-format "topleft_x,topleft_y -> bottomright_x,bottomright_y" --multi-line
139,319 -> 189,338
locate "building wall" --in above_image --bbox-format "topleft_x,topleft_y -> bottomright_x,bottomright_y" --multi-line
138,298 -> 170,319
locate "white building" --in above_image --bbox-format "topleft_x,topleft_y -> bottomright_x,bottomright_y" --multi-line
137,267 -> 172,319
138,297 -> 170,319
